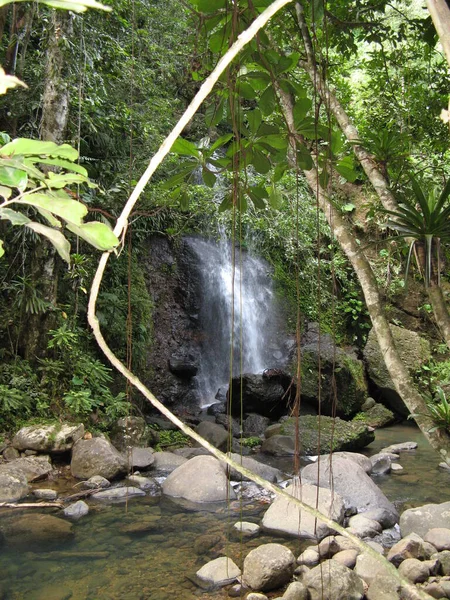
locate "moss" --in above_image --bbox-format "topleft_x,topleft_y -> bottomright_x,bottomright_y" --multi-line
352,404 -> 395,428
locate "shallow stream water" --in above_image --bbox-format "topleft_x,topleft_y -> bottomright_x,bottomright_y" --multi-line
1,423 -> 449,600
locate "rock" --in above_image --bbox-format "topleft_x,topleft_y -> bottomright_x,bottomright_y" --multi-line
380,441 -> 418,453
2,447 -> 20,461
437,550 -> 450,575
365,575 -> 401,600
424,528 -> 450,551
262,482 -> 345,541
92,486 -> 146,501
128,447 -> 155,469
33,489 -> 57,501
195,557 -> 240,588
318,535 -> 360,556
297,548 -> 320,567
168,354 -> 198,378
2,514 -> 74,548
370,453 -> 392,475
63,500 -> 89,519
264,423 -> 283,438
244,414 -> 270,437
362,397 -> 376,411
228,373 -> 292,419
387,536 -> 428,566
269,416 -> 374,456
304,559 -> 365,600
363,325 -> 431,415
422,581 -> 448,599
127,475 -> 159,492
400,501 -> 450,538
397,557 -> 429,583
162,455 -> 235,503
194,421 -> 228,451
282,581 -> 309,600
261,435 -> 298,456
354,552 -> 392,587
110,416 -> 156,451
12,423 -> 84,452
215,413 -> 241,437
353,403 -> 395,428
233,521 -> 260,536
193,533 -> 221,555
332,549 -> 359,568
152,451 -> 188,473
332,452 -> 372,474
71,438 -> 127,480
4,455 -> 53,482
80,475 -> 110,489
347,514 -> 382,538
207,402 -> 226,417
0,469 -> 28,501
173,447 -> 210,458
362,508 -> 398,529
223,453 -> 283,483
247,594 -> 268,600
391,463 -> 403,472
302,456 -> 398,523
242,543 -> 296,591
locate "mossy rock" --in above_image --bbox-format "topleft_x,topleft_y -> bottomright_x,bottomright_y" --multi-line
352,403 -> 395,429
273,415 -> 374,455
300,340 -> 368,418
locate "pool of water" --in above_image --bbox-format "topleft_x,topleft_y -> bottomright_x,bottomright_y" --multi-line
1,423 -> 449,600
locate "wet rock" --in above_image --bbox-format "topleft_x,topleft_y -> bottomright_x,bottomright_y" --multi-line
222,452 -> 283,483
12,423 -> 84,452
424,528 -> 450,551
193,533 -> 222,555
233,521 -> 260,536
92,486 -> 146,501
261,435 -> 297,456
207,402 -> 225,417
173,447 -> 210,459
332,452 -> 372,474
195,556 -> 241,587
162,455 -> 235,503
380,441 -> 418,453
152,451 -> 188,473
242,543 -> 295,591
63,500 -> 89,519
391,463 -> 403,472
80,475 -> 110,490
354,403 -> 395,428
282,581 -> 309,600
370,453 -> 391,475
262,482 -> 345,540
0,469 -> 28,501
128,447 -> 155,469
110,416 -> 156,451
400,501 -> 450,538
365,574 -> 401,600
247,594 -> 268,600
215,413 -> 240,437
302,456 -> 398,523
6,455 -> 53,482
363,325 -> 431,415
304,559 -> 364,600
194,421 -> 228,451
33,489 -> 57,501
244,414 -> 270,437
71,438 -> 127,480
397,557 -> 430,583
2,514 -> 74,548
228,374 -> 289,419
127,475 -> 159,492
168,354 -> 198,378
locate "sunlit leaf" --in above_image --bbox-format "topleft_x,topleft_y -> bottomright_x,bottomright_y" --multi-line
66,221 -> 119,251
0,239 -> 3,258
196,0 -> 226,12
26,222 -> 71,263
0,207 -> 31,225
0,0 -> 111,12
210,133 -> 233,153
26,157 -> 88,176
170,137 -> 200,159
335,156 -> 358,182
37,208 -> 62,228
1,138 -> 79,160
0,165 -> 28,190
14,193 -> 88,225
0,185 -> 11,199
0,67 -> 27,95
342,203 -> 356,212
269,185 -> 283,209
44,172 -> 91,189
202,166 -> 216,188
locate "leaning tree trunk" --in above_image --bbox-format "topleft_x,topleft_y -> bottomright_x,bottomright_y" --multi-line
294,1 -> 450,351
275,83 -> 450,464
22,11 -> 73,360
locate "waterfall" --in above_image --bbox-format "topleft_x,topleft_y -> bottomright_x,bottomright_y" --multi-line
184,236 -> 283,407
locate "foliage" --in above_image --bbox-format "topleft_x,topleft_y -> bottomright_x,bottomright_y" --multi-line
152,427 -> 190,451
410,386 -> 450,433
240,436 -> 261,448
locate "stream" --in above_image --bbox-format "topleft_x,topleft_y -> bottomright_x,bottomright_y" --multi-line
0,423 -> 449,600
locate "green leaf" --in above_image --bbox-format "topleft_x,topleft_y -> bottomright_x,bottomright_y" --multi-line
171,137 -> 199,159
1,138 -> 79,160
342,203 -> 356,212
0,207 -> 31,225
14,193 -> 88,225
258,134 -> 288,150
210,133 -> 233,153
0,239 -> 3,258
161,165 -> 196,190
311,0 -> 324,23
269,185 -> 283,209
246,109 -> 262,135
293,97 -> 312,127
66,221 -> 119,252
26,222 -> 71,263
205,100 -> 224,127
273,162 -> 287,182
236,81 -> 257,100
197,0 -> 226,12
252,149 -> 271,174
0,0 -> 112,12
0,185 -> 11,199
26,157 -> 88,176
202,167 -> 216,188
0,165 -> 28,190
276,52 -> 300,74
335,156 -> 358,182
179,191 -> 189,211
245,72 -> 271,91
259,86 -> 276,117
237,192 -> 248,213
219,194 -> 233,212
37,208 -> 62,228
296,145 -> 313,170
44,171 -> 91,189
247,184 -> 268,209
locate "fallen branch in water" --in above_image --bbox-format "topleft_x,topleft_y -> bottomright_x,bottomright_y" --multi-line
0,501 -> 63,509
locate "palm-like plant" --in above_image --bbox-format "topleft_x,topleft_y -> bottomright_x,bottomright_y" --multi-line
383,176 -> 450,287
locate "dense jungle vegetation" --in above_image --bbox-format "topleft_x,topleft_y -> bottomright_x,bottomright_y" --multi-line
1,0 -> 450,454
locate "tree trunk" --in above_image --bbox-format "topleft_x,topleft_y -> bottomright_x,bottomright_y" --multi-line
426,0 -> 450,68
275,83 -> 450,464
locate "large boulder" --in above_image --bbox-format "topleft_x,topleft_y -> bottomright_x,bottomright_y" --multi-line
194,421 -> 228,451
304,559 -> 365,600
261,482 -> 345,541
0,469 -> 28,502
242,543 -> 295,591
363,325 -> 431,415
5,455 -> 53,482
227,373 -> 293,419
110,416 -> 157,451
302,455 -> 398,524
162,455 -> 235,503
1,514 -> 74,549
400,501 -> 450,538
301,330 -> 368,418
71,438 -> 128,480
352,403 -> 395,428
12,423 -> 84,452
223,452 -> 284,483
262,416 -> 374,456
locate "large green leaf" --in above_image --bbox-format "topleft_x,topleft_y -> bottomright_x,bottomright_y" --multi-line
258,134 -> 288,150
246,109 -> 262,135
0,239 -> 3,258
296,145 -> 313,170
205,101 -> 224,127
26,157 -> 88,176
67,221 -> 119,251
1,138 -> 79,160
161,165 -> 197,190
219,194 -> 233,212
0,0 -> 111,11
26,222 -> 71,263
14,193 -> 88,225
259,86 -> 276,117
236,81 -> 257,100
170,137 -> 200,159
202,167 -> 216,188
293,97 -> 312,127
245,72 -> 271,92
210,133 -> 233,153
0,207 -> 31,225
0,165 -> 28,190
276,52 -> 300,74
269,185 -> 283,209
335,156 -> 358,182
44,171 -> 92,189
252,149 -> 271,174
196,0 -> 226,13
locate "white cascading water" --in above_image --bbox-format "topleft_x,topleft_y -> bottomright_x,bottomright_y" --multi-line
185,236 -> 278,407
